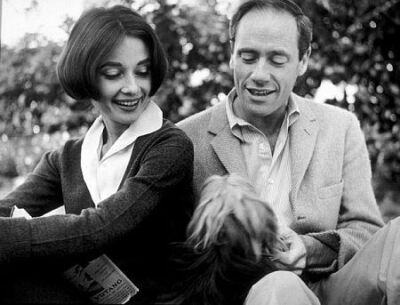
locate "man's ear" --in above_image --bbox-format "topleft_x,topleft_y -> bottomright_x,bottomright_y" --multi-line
230,39 -> 234,53
298,46 -> 311,76
229,39 -> 235,69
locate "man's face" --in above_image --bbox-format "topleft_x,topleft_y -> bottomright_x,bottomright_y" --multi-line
230,9 -> 310,123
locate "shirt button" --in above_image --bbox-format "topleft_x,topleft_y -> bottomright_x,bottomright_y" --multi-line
259,143 -> 267,151
259,166 -> 267,176
259,144 -> 270,157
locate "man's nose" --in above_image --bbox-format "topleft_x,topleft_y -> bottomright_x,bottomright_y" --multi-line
251,59 -> 271,83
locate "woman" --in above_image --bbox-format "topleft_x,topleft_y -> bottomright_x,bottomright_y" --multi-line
161,174 -> 280,305
0,5 -> 193,304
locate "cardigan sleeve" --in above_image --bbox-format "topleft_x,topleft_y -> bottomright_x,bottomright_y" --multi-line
302,113 -> 384,275
0,148 -> 63,217
0,129 -> 194,264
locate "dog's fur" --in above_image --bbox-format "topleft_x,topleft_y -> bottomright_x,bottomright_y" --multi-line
161,174 -> 279,305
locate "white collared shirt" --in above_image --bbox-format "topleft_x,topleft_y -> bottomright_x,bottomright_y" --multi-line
81,101 -> 163,206
225,90 -> 299,227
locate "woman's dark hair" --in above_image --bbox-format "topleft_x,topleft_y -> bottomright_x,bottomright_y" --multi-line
229,0 -> 313,59
57,5 -> 168,100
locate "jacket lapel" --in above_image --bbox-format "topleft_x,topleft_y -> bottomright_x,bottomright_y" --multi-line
289,95 -> 318,204
206,94 -> 319,201
208,102 -> 248,178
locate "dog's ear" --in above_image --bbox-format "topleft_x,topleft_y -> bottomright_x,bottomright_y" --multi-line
223,193 -> 278,260
187,174 -> 279,258
218,216 -> 256,258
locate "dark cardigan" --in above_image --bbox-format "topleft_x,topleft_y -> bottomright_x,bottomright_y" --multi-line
0,119 -> 194,304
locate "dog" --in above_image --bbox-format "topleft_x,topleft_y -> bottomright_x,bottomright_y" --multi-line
162,174 -> 280,305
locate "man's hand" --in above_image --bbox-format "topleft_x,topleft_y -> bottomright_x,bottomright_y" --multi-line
272,227 -> 307,275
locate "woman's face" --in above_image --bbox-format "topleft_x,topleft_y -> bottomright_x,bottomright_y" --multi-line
94,36 -> 152,137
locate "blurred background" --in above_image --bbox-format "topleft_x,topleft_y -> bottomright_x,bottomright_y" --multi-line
0,0 -> 399,221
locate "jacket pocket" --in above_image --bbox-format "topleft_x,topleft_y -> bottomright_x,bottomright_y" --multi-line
318,181 -> 344,199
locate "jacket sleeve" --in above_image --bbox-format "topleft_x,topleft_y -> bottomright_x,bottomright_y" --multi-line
302,113 -> 384,275
0,130 -> 194,264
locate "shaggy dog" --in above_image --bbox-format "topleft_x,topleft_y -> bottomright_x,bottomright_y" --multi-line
161,174 -> 281,305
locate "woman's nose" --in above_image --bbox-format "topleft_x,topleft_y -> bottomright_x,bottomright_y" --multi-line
121,75 -> 140,94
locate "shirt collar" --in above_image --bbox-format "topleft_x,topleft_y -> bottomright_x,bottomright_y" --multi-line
226,89 -> 247,130
225,88 -> 300,140
85,100 -> 163,161
287,94 -> 300,128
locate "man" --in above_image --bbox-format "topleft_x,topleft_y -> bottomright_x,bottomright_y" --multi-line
179,0 -> 399,304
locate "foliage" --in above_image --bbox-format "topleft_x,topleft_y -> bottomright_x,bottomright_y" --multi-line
0,0 -> 400,218
0,36 -> 96,137
145,0 -> 233,121
0,131 -> 77,177
296,0 -> 400,206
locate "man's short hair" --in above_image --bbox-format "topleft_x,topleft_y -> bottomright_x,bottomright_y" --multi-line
229,0 -> 313,59
57,5 -> 168,100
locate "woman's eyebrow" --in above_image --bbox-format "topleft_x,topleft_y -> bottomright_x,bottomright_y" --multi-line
98,62 -> 122,69
98,58 -> 151,69
137,58 -> 151,65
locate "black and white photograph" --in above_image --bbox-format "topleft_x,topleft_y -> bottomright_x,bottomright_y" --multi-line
0,0 -> 399,304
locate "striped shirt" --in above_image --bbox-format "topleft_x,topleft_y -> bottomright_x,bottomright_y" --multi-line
226,91 -> 300,227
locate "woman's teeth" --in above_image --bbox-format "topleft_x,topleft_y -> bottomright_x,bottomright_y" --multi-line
114,98 -> 141,107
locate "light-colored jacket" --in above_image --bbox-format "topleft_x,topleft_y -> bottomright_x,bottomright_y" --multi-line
178,91 -> 384,275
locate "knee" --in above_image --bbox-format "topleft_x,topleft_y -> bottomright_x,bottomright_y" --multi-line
245,271 -> 320,305
388,216 -> 400,228
251,271 -> 304,291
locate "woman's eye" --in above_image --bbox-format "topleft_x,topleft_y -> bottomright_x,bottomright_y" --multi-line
136,66 -> 150,77
100,68 -> 122,79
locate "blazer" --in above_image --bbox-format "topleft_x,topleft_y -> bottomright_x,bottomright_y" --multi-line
178,91 -> 384,276
0,119 -> 194,304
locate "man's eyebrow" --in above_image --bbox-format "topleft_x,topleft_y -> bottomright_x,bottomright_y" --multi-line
237,48 -> 258,54
269,49 -> 290,57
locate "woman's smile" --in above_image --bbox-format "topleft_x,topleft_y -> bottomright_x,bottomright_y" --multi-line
113,97 -> 143,110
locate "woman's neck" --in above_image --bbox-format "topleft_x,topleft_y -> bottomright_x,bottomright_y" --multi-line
100,123 -> 129,159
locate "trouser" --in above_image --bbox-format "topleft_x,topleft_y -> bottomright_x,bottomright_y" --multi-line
246,217 -> 400,305
245,271 -> 321,305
